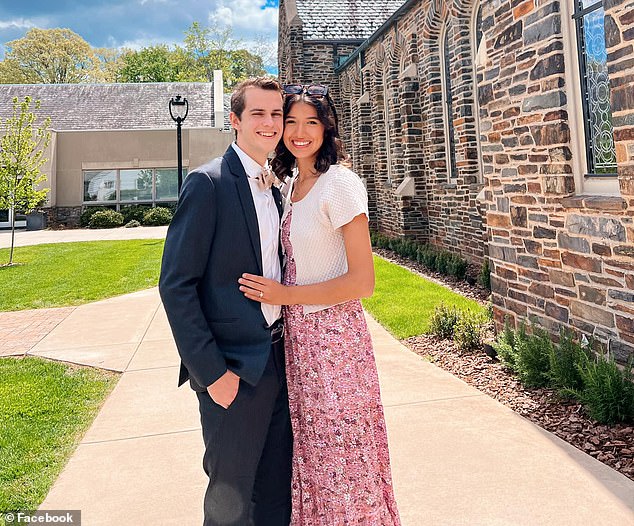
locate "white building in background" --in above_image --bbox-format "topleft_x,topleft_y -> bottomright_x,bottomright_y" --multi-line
0,74 -> 232,228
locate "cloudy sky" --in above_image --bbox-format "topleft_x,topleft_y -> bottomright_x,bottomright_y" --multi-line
0,0 -> 280,70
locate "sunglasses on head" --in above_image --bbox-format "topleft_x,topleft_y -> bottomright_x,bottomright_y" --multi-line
283,84 -> 329,98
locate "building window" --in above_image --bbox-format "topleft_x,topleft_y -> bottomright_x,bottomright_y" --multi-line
84,170 -> 117,202
83,167 -> 185,206
120,169 -> 154,202
441,20 -> 458,182
573,0 -> 617,176
155,169 -> 180,200
472,1 -> 485,182
382,71 -> 393,184
474,4 -> 483,55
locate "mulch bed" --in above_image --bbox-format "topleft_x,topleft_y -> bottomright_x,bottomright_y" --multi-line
374,248 -> 634,482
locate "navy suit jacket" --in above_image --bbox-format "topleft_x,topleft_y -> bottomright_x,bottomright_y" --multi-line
159,146 -> 283,391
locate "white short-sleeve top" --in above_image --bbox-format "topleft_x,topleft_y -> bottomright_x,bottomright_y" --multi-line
282,163 -> 369,314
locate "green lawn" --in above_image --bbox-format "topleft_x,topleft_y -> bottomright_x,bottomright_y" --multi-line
363,255 -> 485,339
0,240 -> 164,311
0,357 -> 118,512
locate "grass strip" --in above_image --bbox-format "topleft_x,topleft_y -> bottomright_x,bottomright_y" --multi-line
363,255 -> 485,339
0,240 -> 164,311
0,357 -> 118,511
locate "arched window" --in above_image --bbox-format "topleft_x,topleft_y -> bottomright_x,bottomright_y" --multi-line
440,20 -> 458,181
382,69 -> 393,184
471,1 -> 485,182
573,0 -> 617,176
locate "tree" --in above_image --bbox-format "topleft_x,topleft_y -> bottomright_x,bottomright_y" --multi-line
95,47 -> 125,83
118,45 -> 184,83
184,22 -> 236,83
182,22 -> 266,89
0,28 -> 104,84
247,34 -> 277,73
228,49 -> 266,86
0,97 -> 51,266
0,58 -> 32,84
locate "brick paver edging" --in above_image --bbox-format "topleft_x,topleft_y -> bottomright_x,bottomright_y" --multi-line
0,307 -> 76,357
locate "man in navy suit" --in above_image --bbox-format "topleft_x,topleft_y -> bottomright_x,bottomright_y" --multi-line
159,77 -> 292,525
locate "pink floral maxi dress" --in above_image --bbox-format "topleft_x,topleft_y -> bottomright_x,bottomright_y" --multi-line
281,168 -> 401,525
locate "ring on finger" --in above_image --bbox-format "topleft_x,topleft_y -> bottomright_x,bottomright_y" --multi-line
259,291 -> 264,298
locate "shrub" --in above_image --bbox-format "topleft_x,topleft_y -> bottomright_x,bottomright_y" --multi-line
479,258 -> 491,290
143,207 -> 172,226
494,321 -> 520,371
399,239 -> 418,259
121,204 -> 151,224
125,219 -> 141,228
570,353 -> 634,424
429,303 -> 461,339
156,201 -> 178,214
485,301 -> 494,322
417,245 -> 436,270
388,237 -> 404,254
88,210 -> 124,229
80,206 -> 109,227
374,232 -> 390,249
434,251 -> 451,274
447,254 -> 468,280
453,310 -> 486,352
547,329 -> 589,393
514,325 -> 552,388
369,231 -> 395,251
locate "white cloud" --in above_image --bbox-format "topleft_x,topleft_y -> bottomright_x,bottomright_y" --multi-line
116,36 -> 181,51
0,18 -> 38,30
207,0 -> 278,70
208,0 -> 278,35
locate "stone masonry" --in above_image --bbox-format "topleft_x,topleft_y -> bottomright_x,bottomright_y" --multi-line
279,0 -> 634,362
478,0 -> 634,362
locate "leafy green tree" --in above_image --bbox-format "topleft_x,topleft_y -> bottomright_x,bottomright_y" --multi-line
95,47 -> 125,83
180,22 -> 267,89
228,49 -> 266,86
0,97 -> 51,265
118,45 -> 184,83
183,22 -> 236,83
0,57 -> 32,84
0,28 -> 104,84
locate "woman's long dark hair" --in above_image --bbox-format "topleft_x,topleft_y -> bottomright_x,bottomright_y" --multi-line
272,93 -> 347,182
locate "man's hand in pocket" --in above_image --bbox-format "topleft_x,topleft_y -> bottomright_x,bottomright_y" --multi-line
207,370 -> 240,409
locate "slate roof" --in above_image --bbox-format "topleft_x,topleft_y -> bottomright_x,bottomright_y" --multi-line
295,0 -> 406,40
0,82 -> 220,131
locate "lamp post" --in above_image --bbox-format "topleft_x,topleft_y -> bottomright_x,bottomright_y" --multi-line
169,94 -> 189,194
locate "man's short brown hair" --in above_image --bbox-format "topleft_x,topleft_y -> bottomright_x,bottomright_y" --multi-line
230,77 -> 283,119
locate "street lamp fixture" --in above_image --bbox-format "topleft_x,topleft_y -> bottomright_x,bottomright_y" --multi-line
169,94 -> 189,194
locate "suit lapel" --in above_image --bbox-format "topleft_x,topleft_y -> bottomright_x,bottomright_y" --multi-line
225,147 -> 263,276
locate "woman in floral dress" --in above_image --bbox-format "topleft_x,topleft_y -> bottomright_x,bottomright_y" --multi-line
238,84 -> 401,525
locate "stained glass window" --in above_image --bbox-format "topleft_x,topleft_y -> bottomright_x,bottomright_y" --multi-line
442,21 -> 458,181
573,0 -> 617,176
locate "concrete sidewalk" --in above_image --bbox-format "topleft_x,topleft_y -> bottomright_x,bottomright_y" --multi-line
9,288 -> 630,525
0,226 -> 168,248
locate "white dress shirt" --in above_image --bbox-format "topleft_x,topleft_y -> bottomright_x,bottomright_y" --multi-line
231,143 -> 282,326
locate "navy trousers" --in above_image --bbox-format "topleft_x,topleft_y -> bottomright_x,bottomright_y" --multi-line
196,339 -> 292,526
